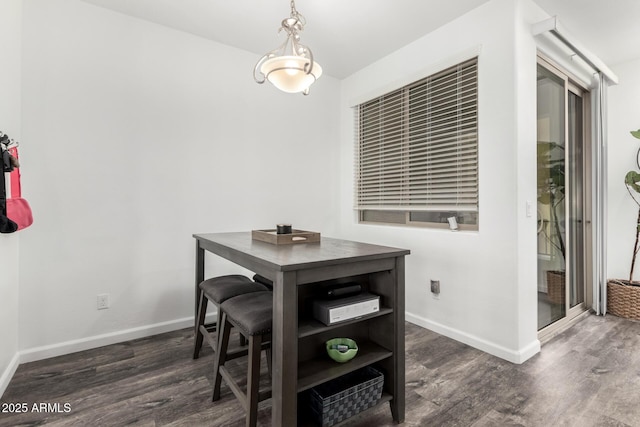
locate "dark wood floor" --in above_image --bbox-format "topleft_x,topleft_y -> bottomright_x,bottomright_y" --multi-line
2,314 -> 640,426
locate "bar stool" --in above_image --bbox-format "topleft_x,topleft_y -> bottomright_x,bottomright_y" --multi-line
213,291 -> 273,427
193,275 -> 268,359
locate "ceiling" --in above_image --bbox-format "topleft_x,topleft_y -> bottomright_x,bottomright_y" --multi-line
81,0 -> 640,79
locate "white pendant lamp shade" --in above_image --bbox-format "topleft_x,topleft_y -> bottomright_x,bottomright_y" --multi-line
254,1 -> 322,95
260,56 -> 323,94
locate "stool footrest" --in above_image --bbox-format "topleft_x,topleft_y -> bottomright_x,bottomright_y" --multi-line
200,328 -> 269,360
220,341 -> 271,361
219,366 -> 272,409
199,325 -> 218,351
258,389 -> 272,402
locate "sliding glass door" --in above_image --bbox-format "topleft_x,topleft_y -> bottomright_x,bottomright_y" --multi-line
537,57 -> 590,333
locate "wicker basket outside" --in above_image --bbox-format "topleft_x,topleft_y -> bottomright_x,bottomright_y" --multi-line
546,270 -> 566,305
607,279 -> 640,320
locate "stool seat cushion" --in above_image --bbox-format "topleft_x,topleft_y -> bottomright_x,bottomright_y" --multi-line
199,275 -> 268,304
221,291 -> 273,336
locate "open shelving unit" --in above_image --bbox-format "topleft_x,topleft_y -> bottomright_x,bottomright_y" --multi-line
295,272 -> 400,426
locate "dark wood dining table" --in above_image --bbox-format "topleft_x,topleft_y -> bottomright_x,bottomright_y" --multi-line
193,231 -> 409,426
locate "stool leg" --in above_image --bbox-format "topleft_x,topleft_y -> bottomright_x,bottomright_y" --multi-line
247,334 -> 262,427
193,290 -> 208,359
214,306 -> 222,352
212,313 -> 231,402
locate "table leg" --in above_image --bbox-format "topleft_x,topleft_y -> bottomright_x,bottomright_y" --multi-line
272,271 -> 298,426
195,240 -> 205,322
390,256 -> 406,423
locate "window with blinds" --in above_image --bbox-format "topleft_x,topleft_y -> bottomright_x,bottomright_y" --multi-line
354,57 -> 479,229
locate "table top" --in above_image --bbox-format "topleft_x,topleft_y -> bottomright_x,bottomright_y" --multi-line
194,232 -> 410,272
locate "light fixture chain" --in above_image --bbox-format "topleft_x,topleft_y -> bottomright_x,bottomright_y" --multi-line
289,0 -> 306,28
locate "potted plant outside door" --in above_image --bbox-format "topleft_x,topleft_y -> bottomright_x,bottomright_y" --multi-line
538,141 -> 566,304
608,130 -> 640,319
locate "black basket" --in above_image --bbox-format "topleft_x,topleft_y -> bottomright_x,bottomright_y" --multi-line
309,366 -> 384,427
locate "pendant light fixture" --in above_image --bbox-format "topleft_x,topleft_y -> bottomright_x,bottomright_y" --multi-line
253,0 -> 322,95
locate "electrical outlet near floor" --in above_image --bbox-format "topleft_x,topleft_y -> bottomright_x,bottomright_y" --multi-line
97,294 -> 110,310
430,280 -> 440,294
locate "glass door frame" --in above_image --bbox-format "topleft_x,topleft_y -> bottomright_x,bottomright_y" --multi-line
537,53 -> 593,341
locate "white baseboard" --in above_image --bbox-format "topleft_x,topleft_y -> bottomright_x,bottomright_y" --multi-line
0,352 -> 20,398
406,311 -> 540,364
19,312 -> 216,364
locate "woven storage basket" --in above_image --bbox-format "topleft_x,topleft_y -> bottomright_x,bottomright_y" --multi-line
607,279 -> 640,320
546,271 -> 566,305
309,366 -> 383,427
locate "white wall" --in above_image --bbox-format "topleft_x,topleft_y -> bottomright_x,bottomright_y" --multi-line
608,58 -> 640,282
18,0 -> 340,359
514,0 -> 548,351
339,0 -> 547,363
0,0 -> 22,397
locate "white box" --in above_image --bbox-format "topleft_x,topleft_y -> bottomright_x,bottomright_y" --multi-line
312,293 -> 380,326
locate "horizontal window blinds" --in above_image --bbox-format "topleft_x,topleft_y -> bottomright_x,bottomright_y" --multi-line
355,57 -> 478,212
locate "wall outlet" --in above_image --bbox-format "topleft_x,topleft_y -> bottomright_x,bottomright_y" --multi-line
430,280 -> 440,294
97,294 -> 109,310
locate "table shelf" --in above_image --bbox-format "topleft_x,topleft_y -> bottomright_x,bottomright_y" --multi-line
297,340 -> 392,392
297,307 -> 393,338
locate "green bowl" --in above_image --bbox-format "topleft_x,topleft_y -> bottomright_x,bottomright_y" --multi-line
326,338 -> 358,363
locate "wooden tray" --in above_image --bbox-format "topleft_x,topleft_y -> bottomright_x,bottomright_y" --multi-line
252,229 -> 320,245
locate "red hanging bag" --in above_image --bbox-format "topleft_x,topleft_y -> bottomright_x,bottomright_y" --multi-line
6,147 -> 33,230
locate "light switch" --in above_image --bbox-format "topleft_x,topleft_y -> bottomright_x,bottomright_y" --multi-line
526,200 -> 533,217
